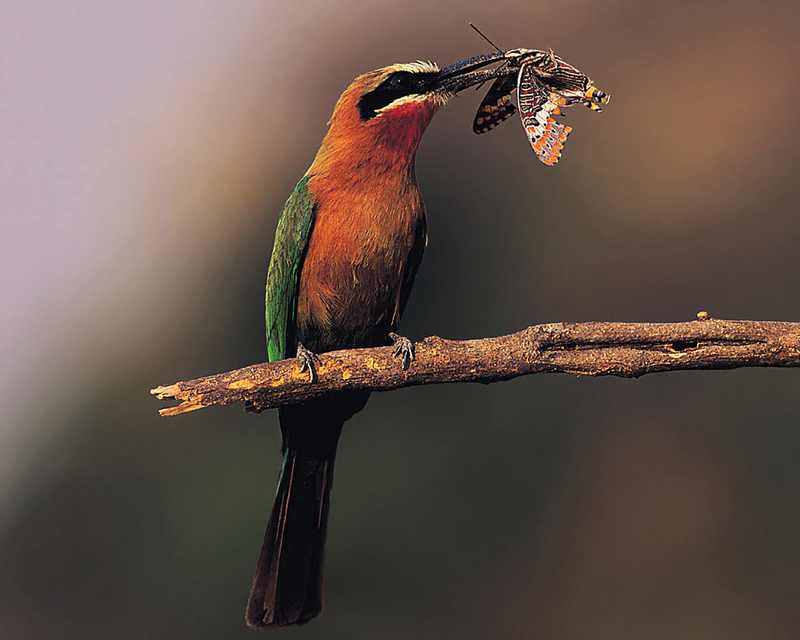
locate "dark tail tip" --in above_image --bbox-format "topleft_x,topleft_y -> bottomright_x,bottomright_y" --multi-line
246,449 -> 333,629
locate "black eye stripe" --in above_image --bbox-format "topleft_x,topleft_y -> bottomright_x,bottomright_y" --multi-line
357,71 -> 439,120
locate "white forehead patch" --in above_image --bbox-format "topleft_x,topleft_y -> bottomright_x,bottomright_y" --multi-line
383,60 -> 440,75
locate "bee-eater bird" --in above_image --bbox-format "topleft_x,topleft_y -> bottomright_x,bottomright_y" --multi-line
246,54 -> 506,629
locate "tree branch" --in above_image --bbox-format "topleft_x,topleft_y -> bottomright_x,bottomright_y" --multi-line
151,314 -> 800,416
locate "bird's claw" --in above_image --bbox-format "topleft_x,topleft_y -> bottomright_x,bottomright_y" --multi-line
296,342 -> 321,382
389,333 -> 415,370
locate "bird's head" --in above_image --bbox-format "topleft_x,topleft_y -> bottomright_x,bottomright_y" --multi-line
315,56 -> 502,163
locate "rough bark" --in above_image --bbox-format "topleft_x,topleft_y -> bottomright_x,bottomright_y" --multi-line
151,314 -> 800,416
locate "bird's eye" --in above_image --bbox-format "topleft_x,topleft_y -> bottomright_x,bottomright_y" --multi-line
390,72 -> 413,88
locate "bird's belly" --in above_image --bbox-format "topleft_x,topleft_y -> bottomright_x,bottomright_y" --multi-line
296,225 -> 418,353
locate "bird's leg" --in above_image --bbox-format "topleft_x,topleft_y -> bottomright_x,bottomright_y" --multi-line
388,332 -> 415,370
296,342 -> 321,383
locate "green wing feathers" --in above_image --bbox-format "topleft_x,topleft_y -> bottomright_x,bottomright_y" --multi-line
265,176 -> 316,362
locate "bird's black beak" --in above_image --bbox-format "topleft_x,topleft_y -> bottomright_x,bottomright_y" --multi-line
431,51 -> 510,94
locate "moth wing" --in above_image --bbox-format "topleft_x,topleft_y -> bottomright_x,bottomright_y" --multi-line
517,64 -> 572,166
473,74 -> 518,134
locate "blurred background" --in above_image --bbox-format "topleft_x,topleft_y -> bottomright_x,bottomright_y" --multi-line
2,1 -> 799,638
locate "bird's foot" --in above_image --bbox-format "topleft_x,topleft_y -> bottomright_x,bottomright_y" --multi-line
389,333 -> 415,370
296,342 -> 321,382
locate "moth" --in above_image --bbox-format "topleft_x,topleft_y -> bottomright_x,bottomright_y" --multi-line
473,49 -> 610,165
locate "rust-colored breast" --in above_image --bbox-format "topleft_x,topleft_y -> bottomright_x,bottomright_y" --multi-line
292,71 -> 440,352
296,165 -> 426,352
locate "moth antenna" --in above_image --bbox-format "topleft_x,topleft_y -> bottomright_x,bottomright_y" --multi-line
469,23 -> 503,53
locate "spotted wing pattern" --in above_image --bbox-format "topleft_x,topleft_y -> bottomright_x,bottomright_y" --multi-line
473,74 -> 517,134
472,48 -> 611,164
517,63 -> 571,166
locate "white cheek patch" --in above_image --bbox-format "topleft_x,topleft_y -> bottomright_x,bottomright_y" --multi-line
375,92 -> 448,116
